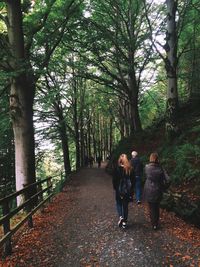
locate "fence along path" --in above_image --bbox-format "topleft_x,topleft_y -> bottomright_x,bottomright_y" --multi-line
0,177 -> 53,256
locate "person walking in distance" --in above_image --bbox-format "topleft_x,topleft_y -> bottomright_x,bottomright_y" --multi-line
143,152 -> 170,230
131,151 -> 143,204
97,156 -> 102,168
112,154 -> 135,229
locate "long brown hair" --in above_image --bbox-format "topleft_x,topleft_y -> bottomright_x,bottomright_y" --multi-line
118,154 -> 132,174
149,152 -> 159,163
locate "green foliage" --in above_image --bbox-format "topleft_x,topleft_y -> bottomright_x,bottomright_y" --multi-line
36,150 -> 69,194
169,144 -> 199,183
177,0 -> 200,102
161,121 -> 200,184
110,136 -> 132,162
190,124 -> 200,134
0,91 -> 15,196
111,102 -> 200,189
139,77 -> 166,128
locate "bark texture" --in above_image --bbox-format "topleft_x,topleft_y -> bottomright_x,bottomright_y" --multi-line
165,0 -> 179,139
6,0 -> 36,202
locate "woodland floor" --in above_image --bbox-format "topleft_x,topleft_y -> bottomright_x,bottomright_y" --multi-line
1,163 -> 200,267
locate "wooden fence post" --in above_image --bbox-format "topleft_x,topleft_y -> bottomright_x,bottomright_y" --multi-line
2,201 -> 12,256
47,177 -> 52,203
37,183 -> 43,202
60,172 -> 63,192
38,182 -> 45,213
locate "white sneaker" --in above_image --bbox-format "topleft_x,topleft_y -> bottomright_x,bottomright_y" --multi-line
122,222 -> 127,229
118,216 -> 123,227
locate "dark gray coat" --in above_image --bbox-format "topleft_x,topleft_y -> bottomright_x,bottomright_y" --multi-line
143,162 -> 169,203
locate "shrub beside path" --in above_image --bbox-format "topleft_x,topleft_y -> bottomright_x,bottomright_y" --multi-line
1,163 -> 200,266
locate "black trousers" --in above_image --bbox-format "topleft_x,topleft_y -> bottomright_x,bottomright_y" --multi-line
148,202 -> 160,227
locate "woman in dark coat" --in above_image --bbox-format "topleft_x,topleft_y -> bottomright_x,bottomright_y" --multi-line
143,152 -> 170,230
112,154 -> 135,229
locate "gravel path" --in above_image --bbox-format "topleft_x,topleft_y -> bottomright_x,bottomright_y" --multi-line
2,164 -> 200,266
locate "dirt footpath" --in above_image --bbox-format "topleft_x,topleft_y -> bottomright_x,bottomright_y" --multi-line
2,164 -> 200,266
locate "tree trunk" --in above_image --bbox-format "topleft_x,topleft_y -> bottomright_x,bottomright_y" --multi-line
75,120 -> 80,170
128,79 -> 142,134
104,119 -> 109,158
80,115 -> 85,167
165,0 -> 179,139
54,100 -> 71,178
109,117 -> 113,155
11,83 -> 36,188
88,120 -> 91,157
73,78 -> 80,170
130,99 -> 142,133
6,0 -> 36,204
59,124 -> 71,177
118,100 -> 125,139
128,0 -> 142,134
92,117 -> 97,160
124,101 -> 130,137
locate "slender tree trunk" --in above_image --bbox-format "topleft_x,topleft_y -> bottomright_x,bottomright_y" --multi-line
92,117 -> 97,160
118,101 -> 125,139
73,77 -> 80,170
100,116 -> 104,158
165,0 -> 179,139
85,131 -> 88,157
129,96 -> 142,133
109,117 -> 113,155
88,120 -> 91,157
80,116 -> 85,166
97,114 -> 101,156
75,120 -> 80,170
104,119 -> 108,158
124,101 -> 130,137
54,100 -> 71,177
6,0 -> 36,204
59,125 -> 71,177
128,72 -> 142,133
79,79 -> 86,166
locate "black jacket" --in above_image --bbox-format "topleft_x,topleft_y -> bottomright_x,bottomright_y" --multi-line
130,156 -> 143,176
112,165 -> 135,193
